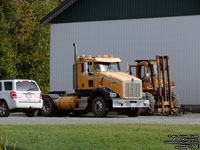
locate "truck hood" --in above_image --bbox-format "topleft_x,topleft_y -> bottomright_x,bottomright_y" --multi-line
96,72 -> 140,83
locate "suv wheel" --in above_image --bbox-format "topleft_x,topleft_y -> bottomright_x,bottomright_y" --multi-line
0,101 -> 10,117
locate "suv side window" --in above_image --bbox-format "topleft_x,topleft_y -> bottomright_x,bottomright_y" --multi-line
4,82 -> 13,91
0,82 -> 2,91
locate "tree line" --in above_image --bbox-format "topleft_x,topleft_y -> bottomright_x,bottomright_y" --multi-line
0,0 -> 61,94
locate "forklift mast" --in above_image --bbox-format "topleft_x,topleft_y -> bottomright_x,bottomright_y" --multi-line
156,55 -> 173,115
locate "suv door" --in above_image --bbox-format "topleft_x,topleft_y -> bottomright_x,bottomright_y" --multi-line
4,81 -> 13,100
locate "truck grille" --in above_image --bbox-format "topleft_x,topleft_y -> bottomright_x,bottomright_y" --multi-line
124,82 -> 141,98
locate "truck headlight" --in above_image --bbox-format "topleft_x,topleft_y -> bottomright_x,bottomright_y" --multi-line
110,92 -> 117,98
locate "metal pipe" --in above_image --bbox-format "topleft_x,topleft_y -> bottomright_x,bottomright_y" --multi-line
73,43 -> 78,91
73,43 -> 77,63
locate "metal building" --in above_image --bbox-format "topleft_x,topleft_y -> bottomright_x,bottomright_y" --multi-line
41,0 -> 200,106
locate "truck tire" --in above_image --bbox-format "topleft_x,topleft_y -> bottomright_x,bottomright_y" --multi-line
25,110 -> 38,117
0,101 -> 10,117
127,108 -> 141,117
41,95 -> 57,117
92,96 -> 108,117
145,92 -> 155,115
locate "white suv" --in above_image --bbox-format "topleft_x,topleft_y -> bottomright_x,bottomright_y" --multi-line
0,79 -> 43,117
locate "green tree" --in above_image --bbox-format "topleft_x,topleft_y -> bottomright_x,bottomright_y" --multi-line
0,0 -> 60,94
0,4 -> 16,79
30,0 -> 59,93
9,0 -> 36,78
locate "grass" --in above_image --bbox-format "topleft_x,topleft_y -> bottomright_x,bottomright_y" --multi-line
0,125 -> 199,150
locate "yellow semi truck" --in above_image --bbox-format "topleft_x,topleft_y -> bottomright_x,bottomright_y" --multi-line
41,44 -> 150,117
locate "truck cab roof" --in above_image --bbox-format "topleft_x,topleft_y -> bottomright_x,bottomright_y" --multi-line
78,55 -> 122,63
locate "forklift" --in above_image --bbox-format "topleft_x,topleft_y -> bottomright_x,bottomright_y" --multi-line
128,55 -> 182,115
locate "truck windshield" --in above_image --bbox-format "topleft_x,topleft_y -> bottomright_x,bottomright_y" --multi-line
95,62 -> 120,72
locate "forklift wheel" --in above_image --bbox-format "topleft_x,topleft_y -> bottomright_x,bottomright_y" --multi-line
145,92 -> 155,115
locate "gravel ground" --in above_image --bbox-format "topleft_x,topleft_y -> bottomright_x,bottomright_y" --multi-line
0,113 -> 200,125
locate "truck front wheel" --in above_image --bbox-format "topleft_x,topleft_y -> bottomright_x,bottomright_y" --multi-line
92,96 -> 108,117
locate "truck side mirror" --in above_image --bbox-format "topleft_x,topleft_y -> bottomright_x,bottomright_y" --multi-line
84,62 -> 88,74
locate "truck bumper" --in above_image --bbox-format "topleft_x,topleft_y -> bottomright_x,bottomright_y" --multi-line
112,98 -> 150,108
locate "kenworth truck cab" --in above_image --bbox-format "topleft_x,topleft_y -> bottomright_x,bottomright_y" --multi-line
41,44 -> 150,117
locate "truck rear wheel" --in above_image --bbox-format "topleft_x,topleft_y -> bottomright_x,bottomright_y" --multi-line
92,96 -> 108,117
41,95 -> 57,117
0,101 -> 10,117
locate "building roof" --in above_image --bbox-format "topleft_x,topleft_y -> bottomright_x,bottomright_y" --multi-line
41,0 -> 78,24
41,0 -> 200,24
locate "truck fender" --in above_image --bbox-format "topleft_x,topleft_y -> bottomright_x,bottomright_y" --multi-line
90,88 -> 112,101
45,93 -> 61,104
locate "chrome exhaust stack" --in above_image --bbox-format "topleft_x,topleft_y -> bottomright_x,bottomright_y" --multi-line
73,43 -> 78,91
73,43 -> 77,63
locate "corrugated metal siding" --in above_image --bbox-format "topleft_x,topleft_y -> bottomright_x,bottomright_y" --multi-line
50,15 -> 200,105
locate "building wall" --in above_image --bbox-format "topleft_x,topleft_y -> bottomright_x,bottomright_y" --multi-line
50,15 -> 200,105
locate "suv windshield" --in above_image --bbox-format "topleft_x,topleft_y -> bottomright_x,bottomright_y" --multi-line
16,81 -> 39,91
95,62 -> 120,72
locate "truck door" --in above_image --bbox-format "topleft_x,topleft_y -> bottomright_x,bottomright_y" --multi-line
78,61 -> 95,90
87,62 -> 95,88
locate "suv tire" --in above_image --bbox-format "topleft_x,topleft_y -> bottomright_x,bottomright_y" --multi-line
0,101 -> 10,117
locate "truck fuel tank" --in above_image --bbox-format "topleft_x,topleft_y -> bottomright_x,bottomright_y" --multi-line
56,96 -> 78,110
